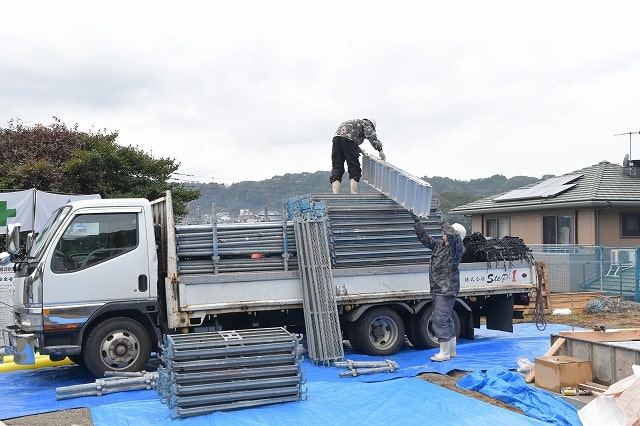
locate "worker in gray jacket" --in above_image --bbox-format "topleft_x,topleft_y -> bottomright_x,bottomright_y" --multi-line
410,212 -> 466,361
330,118 -> 386,194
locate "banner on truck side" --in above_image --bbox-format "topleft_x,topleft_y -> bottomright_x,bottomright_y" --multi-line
0,189 -> 100,234
0,264 -> 14,346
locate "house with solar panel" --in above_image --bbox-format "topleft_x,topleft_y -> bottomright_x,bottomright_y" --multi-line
450,160 -> 640,298
450,160 -> 640,247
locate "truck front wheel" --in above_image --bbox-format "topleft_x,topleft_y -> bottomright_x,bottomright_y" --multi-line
352,307 -> 405,356
84,317 -> 151,377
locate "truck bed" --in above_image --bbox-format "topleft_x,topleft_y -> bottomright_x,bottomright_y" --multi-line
176,261 -> 533,315
154,192 -> 534,326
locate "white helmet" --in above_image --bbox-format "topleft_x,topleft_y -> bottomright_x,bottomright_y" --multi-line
366,118 -> 376,129
452,223 -> 466,241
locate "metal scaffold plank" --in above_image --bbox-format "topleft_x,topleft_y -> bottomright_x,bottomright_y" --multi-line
361,153 -> 433,217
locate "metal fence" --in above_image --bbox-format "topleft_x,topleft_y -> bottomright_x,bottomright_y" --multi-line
528,245 -> 640,302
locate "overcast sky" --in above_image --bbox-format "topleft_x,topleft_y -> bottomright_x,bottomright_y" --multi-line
2,2 -> 640,186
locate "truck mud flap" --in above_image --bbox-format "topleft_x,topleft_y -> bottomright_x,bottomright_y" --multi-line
484,294 -> 515,333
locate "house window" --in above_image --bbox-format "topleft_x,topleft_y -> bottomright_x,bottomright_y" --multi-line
620,213 -> 640,237
543,214 -> 574,244
486,217 -> 510,238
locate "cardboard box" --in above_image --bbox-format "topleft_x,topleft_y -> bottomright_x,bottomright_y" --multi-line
535,355 -> 593,393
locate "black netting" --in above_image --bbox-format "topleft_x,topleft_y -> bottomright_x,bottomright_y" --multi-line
461,232 -> 534,264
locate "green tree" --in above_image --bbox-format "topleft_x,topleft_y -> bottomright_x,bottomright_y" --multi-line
0,118 -> 199,218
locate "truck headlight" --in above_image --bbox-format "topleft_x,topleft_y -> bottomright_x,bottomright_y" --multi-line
17,310 -> 43,332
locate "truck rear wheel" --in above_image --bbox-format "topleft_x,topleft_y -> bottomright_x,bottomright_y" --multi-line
352,307 -> 405,356
84,317 -> 151,377
408,305 -> 461,349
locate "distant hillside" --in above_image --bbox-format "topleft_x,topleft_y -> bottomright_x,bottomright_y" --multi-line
185,171 -> 540,224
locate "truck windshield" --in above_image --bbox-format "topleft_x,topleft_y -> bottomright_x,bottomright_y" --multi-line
28,205 -> 72,262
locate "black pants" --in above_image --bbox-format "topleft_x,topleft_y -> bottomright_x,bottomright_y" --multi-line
330,136 -> 361,183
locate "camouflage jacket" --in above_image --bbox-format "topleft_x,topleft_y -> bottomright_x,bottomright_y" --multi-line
334,119 -> 383,151
413,221 -> 464,296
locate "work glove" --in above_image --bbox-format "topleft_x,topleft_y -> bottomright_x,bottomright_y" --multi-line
379,150 -> 386,161
409,209 -> 420,223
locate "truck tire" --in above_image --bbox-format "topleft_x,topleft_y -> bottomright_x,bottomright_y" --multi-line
351,307 -> 405,356
408,305 -> 461,349
83,317 -> 152,377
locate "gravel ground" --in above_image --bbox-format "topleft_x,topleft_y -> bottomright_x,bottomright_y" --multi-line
2,408 -> 93,426
4,310 -> 640,426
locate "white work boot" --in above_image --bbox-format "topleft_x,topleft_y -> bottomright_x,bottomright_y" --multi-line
350,179 -> 358,194
430,340 -> 451,362
449,337 -> 457,358
331,181 -> 340,194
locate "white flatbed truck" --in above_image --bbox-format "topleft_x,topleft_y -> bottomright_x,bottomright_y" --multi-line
3,191 -> 534,377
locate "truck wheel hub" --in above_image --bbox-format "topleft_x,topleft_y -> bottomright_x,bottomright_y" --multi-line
102,332 -> 139,367
371,319 -> 391,340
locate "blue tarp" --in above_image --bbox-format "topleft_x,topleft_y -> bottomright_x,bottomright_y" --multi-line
0,323 -> 582,424
458,368 -> 581,426
92,378 -> 550,426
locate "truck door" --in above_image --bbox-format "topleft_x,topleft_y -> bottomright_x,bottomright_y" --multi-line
43,209 -> 152,304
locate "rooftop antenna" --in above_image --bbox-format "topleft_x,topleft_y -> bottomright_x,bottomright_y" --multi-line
615,130 -> 640,160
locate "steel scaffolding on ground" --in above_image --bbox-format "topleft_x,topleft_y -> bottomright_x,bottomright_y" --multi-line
155,327 -> 305,418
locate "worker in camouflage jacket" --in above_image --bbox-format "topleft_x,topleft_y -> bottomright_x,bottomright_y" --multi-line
410,212 -> 466,362
330,118 -> 386,194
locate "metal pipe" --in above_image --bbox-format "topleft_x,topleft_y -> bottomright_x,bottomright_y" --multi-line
172,394 -> 302,419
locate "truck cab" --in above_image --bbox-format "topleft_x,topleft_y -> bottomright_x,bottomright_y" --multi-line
4,198 -> 161,377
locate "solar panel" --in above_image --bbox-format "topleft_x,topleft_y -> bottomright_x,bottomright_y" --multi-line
494,174 -> 582,202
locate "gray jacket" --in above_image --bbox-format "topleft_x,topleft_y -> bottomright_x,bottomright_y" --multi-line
414,221 -> 464,296
334,119 -> 383,151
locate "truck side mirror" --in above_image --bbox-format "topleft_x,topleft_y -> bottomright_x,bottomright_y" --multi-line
25,232 -> 35,253
6,223 -> 21,253
0,251 -> 11,266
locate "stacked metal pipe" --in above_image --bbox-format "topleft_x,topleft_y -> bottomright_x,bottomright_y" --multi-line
294,217 -> 344,364
335,359 -> 400,377
287,193 -> 442,269
56,371 -> 158,400
176,221 -> 297,274
155,327 -> 305,419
